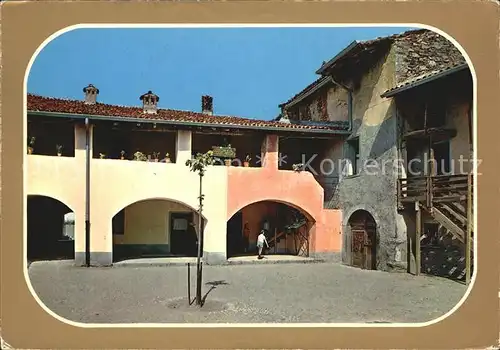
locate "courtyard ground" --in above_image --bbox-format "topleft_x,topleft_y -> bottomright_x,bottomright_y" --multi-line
28,260 -> 467,324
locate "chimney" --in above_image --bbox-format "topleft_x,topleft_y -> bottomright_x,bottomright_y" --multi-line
83,84 -> 99,104
201,95 -> 213,115
140,90 -> 160,114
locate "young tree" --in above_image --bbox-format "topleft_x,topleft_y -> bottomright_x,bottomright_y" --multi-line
185,150 -> 214,306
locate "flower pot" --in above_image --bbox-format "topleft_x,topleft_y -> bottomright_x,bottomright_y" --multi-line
243,161 -> 250,167
120,157 -> 125,160
225,159 -> 232,166
27,148 -> 33,154
57,153 -> 62,157
165,158 -> 171,163
154,159 -> 159,162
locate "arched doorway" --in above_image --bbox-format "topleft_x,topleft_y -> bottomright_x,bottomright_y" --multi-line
348,210 -> 377,270
227,200 -> 313,258
111,199 -> 206,262
27,195 -> 75,261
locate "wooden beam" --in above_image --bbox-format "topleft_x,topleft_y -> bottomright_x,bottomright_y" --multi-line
429,206 -> 465,242
415,201 -> 422,276
465,173 -> 473,285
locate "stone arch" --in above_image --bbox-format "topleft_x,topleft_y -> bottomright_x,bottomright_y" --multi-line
26,191 -> 76,214
111,197 -> 208,262
227,199 -> 315,259
110,197 -> 207,222
26,195 -> 75,261
227,197 -> 316,224
344,207 -> 379,270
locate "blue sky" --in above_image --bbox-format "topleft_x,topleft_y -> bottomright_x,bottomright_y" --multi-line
28,26 -> 415,120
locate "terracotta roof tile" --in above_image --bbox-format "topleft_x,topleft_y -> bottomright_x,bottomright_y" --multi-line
393,30 -> 466,84
27,94 -> 348,132
280,29 -> 427,108
279,29 -> 466,107
279,76 -> 330,108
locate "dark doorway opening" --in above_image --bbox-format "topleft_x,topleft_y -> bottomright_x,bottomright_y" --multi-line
432,141 -> 451,175
226,211 -> 244,258
349,210 -> 377,270
170,212 -> 198,257
27,195 -> 75,262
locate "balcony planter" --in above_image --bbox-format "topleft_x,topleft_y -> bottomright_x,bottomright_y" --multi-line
224,159 -> 232,166
56,145 -> 63,157
243,154 -> 251,167
27,137 -> 36,154
152,152 -> 160,162
27,136 -> 36,155
212,145 -> 236,158
120,150 -> 126,160
165,153 -> 171,163
99,153 -> 106,159
133,151 -> 148,161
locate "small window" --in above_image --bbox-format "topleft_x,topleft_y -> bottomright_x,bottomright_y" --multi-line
173,218 -> 188,230
112,209 -> 125,235
425,100 -> 447,128
345,137 -> 360,176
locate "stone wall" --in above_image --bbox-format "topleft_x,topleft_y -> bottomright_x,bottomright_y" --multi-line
337,47 -> 408,271
394,30 -> 465,84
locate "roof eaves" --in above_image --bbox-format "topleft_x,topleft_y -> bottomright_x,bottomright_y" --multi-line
381,63 -> 469,98
280,76 -> 333,109
315,41 -> 360,75
27,110 -> 351,135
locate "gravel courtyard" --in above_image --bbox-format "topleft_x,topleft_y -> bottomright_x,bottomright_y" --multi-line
28,261 -> 467,324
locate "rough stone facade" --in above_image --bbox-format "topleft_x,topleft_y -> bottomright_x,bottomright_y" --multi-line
279,29 -> 469,273
394,30 -> 465,84
337,48 -> 407,271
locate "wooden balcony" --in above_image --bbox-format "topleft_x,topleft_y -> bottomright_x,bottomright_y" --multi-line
398,174 -> 473,209
397,173 -> 474,283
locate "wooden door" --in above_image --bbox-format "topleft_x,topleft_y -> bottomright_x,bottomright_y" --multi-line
350,212 -> 376,270
170,212 -> 194,256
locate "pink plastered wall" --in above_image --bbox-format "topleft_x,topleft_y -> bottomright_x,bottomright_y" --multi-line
227,134 -> 342,255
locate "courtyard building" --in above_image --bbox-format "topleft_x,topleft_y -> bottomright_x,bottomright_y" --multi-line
26,28 -> 473,282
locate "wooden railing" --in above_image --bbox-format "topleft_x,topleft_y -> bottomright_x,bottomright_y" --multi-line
399,173 -> 474,284
398,173 -> 473,208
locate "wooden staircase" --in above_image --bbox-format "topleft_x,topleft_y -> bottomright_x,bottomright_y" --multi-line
266,217 -> 309,256
398,173 -> 474,282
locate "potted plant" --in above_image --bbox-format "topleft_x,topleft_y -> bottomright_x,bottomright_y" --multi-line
133,151 -> 147,161
120,150 -> 126,160
243,154 -> 251,167
165,152 -> 171,163
292,163 -> 304,172
56,144 -> 63,157
27,136 -> 36,154
224,159 -> 232,166
211,144 -> 236,158
152,152 -> 160,162
99,153 -> 106,159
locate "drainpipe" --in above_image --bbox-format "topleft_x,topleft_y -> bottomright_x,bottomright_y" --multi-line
85,117 -> 91,267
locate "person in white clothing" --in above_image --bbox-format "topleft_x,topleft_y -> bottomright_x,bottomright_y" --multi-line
256,230 -> 269,259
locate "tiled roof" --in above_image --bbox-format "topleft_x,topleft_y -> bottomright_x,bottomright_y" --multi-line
280,29 -> 427,108
279,76 -> 330,108
280,28 -> 466,107
27,94 -> 349,132
381,62 -> 469,97
393,29 -> 466,84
